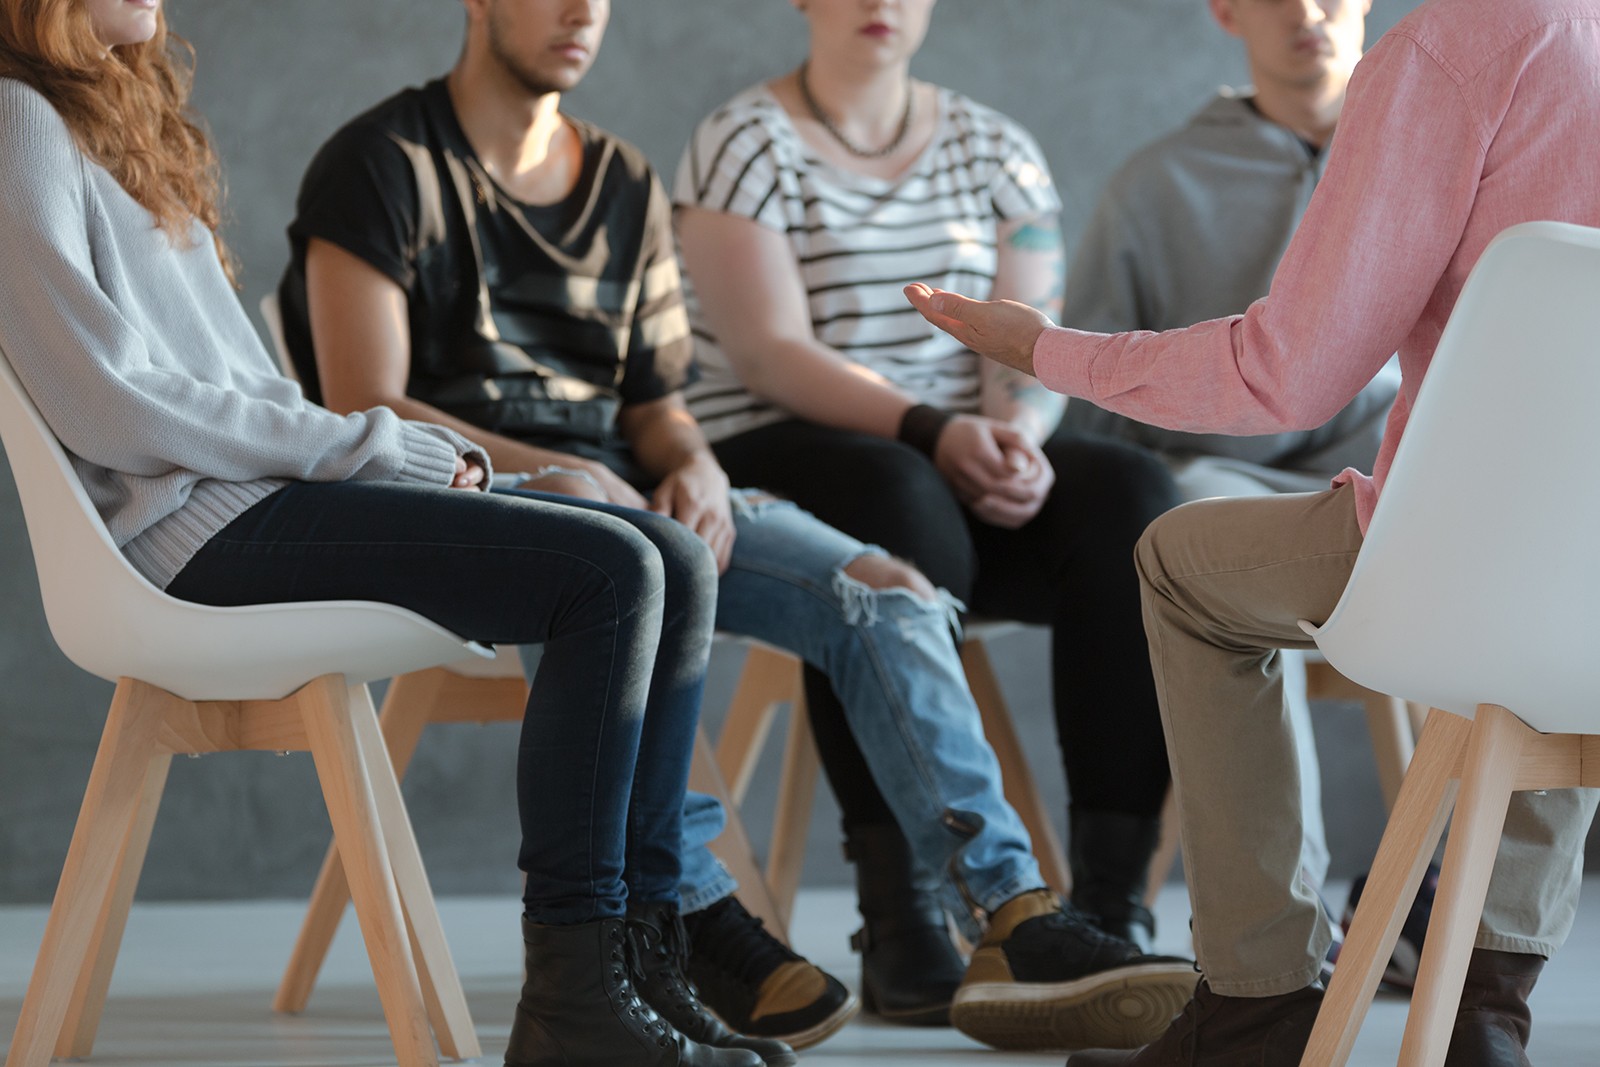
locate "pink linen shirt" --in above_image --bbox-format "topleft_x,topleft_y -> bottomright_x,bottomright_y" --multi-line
1034,0 -> 1600,533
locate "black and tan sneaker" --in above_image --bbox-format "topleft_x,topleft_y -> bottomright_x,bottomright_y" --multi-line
682,894 -> 859,1049
951,889 -> 1197,1052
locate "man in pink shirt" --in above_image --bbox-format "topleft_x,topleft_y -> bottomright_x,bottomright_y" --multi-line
908,0 -> 1600,1063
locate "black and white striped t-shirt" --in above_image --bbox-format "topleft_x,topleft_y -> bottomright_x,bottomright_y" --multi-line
674,83 -> 1061,442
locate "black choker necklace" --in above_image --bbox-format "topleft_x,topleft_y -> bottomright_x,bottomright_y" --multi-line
797,62 -> 914,159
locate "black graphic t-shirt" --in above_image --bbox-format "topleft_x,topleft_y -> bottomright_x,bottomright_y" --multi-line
280,79 -> 693,472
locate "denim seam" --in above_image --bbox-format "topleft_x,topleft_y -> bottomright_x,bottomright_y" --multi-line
584,566 -> 623,920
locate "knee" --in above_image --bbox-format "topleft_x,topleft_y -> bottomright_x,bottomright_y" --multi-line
1134,498 -> 1211,596
833,551 -> 963,636
841,553 -> 938,602
856,443 -> 952,511
1052,436 -> 1183,542
626,508 -> 718,598
568,514 -> 668,621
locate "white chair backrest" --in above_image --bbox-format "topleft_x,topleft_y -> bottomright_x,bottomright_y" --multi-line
1306,221 -> 1600,733
0,343 -> 489,702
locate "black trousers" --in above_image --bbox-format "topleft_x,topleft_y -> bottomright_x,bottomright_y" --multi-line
713,420 -> 1183,828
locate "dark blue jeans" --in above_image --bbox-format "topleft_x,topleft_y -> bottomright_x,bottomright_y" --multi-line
166,481 -> 717,924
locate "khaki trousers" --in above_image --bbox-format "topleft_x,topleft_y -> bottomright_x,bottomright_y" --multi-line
1135,484 -> 1597,996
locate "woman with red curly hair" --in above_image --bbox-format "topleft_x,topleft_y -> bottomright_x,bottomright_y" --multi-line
0,4 -> 755,1064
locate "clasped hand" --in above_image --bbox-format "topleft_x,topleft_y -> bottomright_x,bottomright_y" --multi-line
934,415 -> 1054,529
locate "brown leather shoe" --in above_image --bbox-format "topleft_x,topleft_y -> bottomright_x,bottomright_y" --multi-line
1064,979 -> 1322,1066
1446,948 -> 1542,1066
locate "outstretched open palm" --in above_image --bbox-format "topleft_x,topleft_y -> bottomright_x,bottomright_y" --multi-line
904,283 -> 1054,375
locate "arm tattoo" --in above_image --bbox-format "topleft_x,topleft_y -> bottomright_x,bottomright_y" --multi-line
1008,221 -> 1061,252
1008,219 -> 1065,317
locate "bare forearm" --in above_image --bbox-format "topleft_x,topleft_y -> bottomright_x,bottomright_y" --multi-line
741,337 -> 916,438
625,405 -> 716,480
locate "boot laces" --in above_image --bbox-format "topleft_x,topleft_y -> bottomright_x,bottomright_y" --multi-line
611,924 -> 673,1046
630,911 -> 704,1015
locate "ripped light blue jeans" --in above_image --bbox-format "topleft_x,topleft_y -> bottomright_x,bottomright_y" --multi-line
700,490 -> 1044,933
522,489 -> 1045,931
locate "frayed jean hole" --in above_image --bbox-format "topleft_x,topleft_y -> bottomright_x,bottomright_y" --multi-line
728,488 -> 785,518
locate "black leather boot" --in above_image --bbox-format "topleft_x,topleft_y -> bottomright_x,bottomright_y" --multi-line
627,901 -> 797,1066
845,822 -> 966,1026
1446,948 -> 1542,1066
504,916 -> 763,1067
1068,808 -> 1160,953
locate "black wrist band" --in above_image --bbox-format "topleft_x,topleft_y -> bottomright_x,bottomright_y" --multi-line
898,403 -> 954,457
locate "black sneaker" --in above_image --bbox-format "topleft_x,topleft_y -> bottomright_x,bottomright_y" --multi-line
1342,862 -> 1439,992
627,901 -> 798,1067
682,895 -> 859,1049
951,889 -> 1198,1051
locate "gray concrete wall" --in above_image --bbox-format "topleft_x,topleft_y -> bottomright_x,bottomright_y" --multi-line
1,0 -> 1505,906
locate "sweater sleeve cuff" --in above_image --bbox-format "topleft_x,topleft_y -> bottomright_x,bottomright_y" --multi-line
394,422 -> 474,487
1031,326 -> 1098,401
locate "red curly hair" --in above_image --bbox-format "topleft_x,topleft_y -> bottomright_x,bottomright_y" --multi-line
0,0 -> 233,279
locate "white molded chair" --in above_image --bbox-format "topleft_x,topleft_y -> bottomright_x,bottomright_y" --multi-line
1297,221 -> 1600,1066
0,345 -> 493,1066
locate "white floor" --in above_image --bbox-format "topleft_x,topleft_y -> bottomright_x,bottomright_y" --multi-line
2,881 -> 1597,1066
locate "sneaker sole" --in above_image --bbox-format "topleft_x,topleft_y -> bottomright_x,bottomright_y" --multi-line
950,962 -> 1197,1052
734,990 -> 861,1051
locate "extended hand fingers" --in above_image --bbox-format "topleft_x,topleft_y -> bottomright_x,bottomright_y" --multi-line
904,283 -> 981,346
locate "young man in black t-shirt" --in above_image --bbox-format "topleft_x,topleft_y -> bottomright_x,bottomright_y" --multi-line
283,0 -> 1200,1058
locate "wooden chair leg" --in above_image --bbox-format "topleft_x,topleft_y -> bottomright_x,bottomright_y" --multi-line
1365,694 -> 1417,812
1301,709 -> 1471,1067
54,751 -> 172,1059
5,679 -> 172,1067
688,728 -> 789,944
1396,706 -> 1528,1067
960,637 -> 1072,898
764,698 -> 820,933
297,675 -> 437,1067
276,671 -> 436,1013
716,644 -> 800,804
346,684 -> 478,1061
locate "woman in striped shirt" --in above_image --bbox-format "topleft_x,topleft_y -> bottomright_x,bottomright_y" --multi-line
674,0 -> 1184,1021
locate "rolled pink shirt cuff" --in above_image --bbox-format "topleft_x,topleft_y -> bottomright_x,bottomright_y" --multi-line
1030,325 -> 1100,401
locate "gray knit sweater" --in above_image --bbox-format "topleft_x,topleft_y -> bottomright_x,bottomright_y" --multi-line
0,79 -> 485,588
